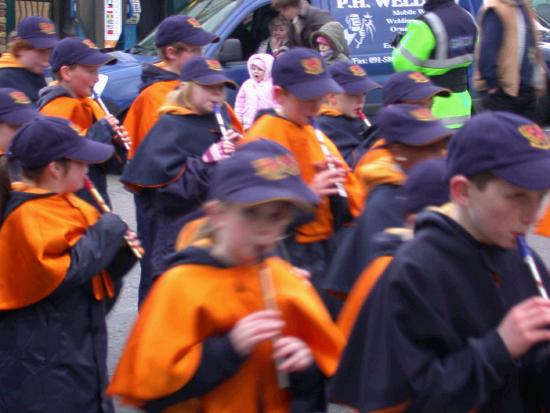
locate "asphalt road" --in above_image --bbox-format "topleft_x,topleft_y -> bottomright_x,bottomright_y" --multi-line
105,175 -> 550,413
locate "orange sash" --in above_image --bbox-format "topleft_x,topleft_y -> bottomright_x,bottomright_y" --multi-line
40,95 -> 106,134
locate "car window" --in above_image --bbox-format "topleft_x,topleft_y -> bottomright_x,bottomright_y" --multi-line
226,5 -> 277,60
534,0 -> 550,27
134,0 -> 240,55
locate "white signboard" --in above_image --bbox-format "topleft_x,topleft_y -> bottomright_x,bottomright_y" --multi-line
104,0 -> 123,48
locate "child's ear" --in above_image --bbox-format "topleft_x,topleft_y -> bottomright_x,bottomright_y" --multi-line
273,85 -> 285,105
58,65 -> 72,82
449,175 -> 471,207
46,161 -> 65,179
204,200 -> 225,229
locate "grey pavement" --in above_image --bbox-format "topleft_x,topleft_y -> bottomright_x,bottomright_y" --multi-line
105,175 -> 550,413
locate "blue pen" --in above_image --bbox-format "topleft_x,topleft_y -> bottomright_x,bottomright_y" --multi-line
517,236 -> 549,299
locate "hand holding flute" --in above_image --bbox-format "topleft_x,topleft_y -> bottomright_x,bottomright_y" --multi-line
495,236 -> 550,359
310,118 -> 348,198
83,176 -> 144,259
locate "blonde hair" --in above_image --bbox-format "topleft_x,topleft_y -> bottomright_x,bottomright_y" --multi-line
165,81 -> 196,109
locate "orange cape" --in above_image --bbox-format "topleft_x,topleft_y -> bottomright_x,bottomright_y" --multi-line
243,114 -> 364,243
0,183 -> 111,309
108,255 -> 344,412
40,94 -> 107,134
353,139 -> 406,197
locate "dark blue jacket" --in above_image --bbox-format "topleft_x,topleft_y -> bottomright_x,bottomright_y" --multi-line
0,193 -> 136,413
317,114 -> 369,169
121,113 -> 219,279
329,210 -> 550,412
324,184 -> 404,298
0,67 -> 46,105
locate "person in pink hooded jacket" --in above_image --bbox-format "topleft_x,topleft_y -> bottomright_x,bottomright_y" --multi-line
234,53 -> 276,130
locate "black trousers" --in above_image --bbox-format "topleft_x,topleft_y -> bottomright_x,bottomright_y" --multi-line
481,87 -> 539,123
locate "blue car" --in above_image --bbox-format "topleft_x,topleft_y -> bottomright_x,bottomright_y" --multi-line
100,0 -> 550,120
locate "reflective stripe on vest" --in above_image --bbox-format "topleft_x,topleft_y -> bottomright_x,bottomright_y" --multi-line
398,12 -> 474,69
439,114 -> 470,127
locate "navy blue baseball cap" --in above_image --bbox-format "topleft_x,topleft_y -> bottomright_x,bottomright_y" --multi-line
155,15 -> 219,47
209,139 -> 319,209
399,157 -> 449,214
446,112 -> 550,190
181,57 -> 237,89
382,71 -> 450,106
272,48 -> 343,99
377,104 -> 453,146
50,37 -> 117,72
0,88 -> 37,126
9,116 -> 114,170
329,61 -> 381,95
16,16 -> 59,49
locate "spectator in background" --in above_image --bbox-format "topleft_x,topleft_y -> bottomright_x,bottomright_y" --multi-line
475,0 -> 546,122
235,53 -> 276,130
271,0 -> 334,48
257,15 -> 290,57
312,21 -> 350,66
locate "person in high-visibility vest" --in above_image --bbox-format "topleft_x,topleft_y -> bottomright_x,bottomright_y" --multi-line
392,0 -> 478,129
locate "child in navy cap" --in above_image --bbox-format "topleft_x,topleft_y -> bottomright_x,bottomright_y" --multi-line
122,56 -> 240,304
382,70 -> 450,107
0,116 -> 137,412
330,111 -> 550,412
109,139 -> 344,413
38,37 -> 128,209
0,16 -> 59,103
333,157 -> 449,340
324,104 -> 451,313
244,48 -> 364,291
0,88 -> 37,156
124,14 -> 220,160
318,61 -> 380,168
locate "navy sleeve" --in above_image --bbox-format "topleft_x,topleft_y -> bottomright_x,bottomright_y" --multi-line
142,335 -> 246,412
478,10 -> 503,90
86,118 -> 115,144
51,213 -> 128,297
155,157 -> 212,214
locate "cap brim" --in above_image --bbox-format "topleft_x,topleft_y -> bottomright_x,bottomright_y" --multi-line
286,77 -> 344,99
493,158 -> 550,191
194,74 -> 238,89
26,37 -> 59,49
403,84 -> 451,102
342,78 -> 382,95
223,185 -> 320,211
80,53 -> 117,67
0,106 -> 38,126
184,30 -> 220,46
387,124 -> 453,146
65,139 -> 114,164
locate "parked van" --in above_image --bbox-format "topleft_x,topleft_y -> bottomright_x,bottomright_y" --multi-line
100,0 -> 550,119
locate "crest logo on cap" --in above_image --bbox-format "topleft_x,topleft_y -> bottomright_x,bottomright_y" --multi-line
253,154 -> 300,181
410,108 -> 436,121
301,58 -> 324,75
206,59 -> 222,71
518,124 -> 550,150
82,39 -> 99,49
9,91 -> 30,105
408,72 -> 429,83
39,22 -> 56,35
187,17 -> 202,28
349,65 -> 366,77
